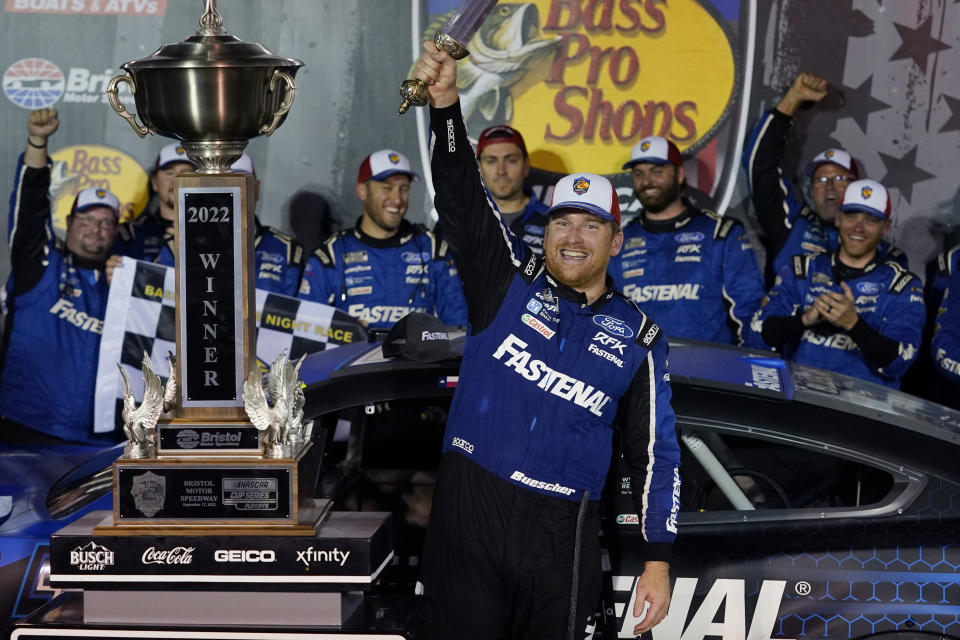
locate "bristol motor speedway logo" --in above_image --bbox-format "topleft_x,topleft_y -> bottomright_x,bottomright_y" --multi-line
3,57 -> 136,109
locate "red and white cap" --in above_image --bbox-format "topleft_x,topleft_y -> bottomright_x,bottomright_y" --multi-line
230,152 -> 256,176
622,136 -> 683,169
71,187 -> 120,217
805,148 -> 860,178
154,142 -> 195,172
547,173 -> 621,225
839,179 -> 891,220
357,149 -> 419,183
476,124 -> 528,158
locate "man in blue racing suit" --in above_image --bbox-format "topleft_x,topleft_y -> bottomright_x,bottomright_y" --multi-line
743,71 -> 906,283
1,108 -> 121,443
609,135 -> 766,346
413,45 -> 680,639
298,148 -> 466,330
155,152 -> 304,296
931,269 -> 960,406
752,179 -> 924,388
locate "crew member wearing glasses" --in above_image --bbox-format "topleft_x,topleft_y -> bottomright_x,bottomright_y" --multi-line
0,108 -> 123,444
742,71 -> 906,284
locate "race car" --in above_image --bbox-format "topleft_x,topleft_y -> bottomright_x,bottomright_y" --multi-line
6,337 -> 960,639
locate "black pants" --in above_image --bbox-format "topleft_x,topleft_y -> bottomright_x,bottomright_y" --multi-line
418,453 -> 601,640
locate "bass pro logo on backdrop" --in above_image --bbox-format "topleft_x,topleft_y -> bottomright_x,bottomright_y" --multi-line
50,145 -> 149,228
413,0 -> 754,209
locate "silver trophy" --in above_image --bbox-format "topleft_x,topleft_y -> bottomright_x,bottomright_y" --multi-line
118,352 -> 176,459
106,0 -> 303,172
242,350 -> 307,459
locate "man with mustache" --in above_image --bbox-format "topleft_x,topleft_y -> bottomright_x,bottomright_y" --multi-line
752,180 -> 924,388
743,71 -> 906,283
298,149 -> 466,330
412,45 -> 680,639
610,136 -> 766,346
0,108 -> 122,444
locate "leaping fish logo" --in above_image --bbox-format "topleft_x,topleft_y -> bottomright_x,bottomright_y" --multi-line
388,152 -> 400,164
861,186 -> 873,199
573,177 -> 590,195
418,3 -> 559,128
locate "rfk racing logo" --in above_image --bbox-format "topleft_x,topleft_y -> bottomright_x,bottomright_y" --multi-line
610,577 -> 788,639
70,541 -> 114,571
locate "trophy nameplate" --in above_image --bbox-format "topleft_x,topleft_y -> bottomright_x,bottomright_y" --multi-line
157,421 -> 262,455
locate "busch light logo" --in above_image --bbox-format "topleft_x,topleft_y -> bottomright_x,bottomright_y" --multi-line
526,298 -> 543,314
70,541 -> 114,571
388,152 -> 400,164
675,231 -> 705,243
572,177 -> 590,195
593,315 -> 634,338
3,58 -> 64,109
401,251 -> 431,264
857,281 -> 881,295
861,185 -> 873,199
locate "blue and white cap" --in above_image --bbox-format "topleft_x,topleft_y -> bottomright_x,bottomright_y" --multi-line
154,143 -> 195,172
805,148 -> 860,178
547,173 -> 621,225
357,149 -> 420,183
71,187 -> 119,217
839,179 -> 891,220
622,136 -> 683,169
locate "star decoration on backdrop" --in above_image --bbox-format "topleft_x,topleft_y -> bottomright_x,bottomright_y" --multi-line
877,146 -> 936,204
940,94 -> 960,133
889,16 -> 951,70
840,76 -> 892,134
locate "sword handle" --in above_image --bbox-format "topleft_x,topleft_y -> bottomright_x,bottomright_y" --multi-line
398,31 -> 469,115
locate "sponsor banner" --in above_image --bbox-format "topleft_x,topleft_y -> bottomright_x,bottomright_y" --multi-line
49,512 -> 393,583
5,0 -> 167,15
3,58 -> 138,111
49,145 -> 149,227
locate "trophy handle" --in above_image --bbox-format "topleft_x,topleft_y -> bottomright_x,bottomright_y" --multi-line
106,73 -> 153,138
259,71 -> 296,137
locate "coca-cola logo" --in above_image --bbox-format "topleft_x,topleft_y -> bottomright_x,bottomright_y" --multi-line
141,546 -> 195,565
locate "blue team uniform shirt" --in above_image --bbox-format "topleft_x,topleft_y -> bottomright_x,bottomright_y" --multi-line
609,206 -> 766,346
0,157 -> 113,442
297,219 -> 467,330
753,251 -> 924,387
931,271 -> 960,385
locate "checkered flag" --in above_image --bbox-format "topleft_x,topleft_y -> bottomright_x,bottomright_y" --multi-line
94,260 -> 367,433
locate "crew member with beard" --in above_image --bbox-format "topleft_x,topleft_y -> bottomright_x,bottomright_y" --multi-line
298,149 -> 466,330
1,108 -> 122,443
742,71 -> 906,283
752,180 -> 924,388
609,136 -> 766,346
412,45 -> 680,639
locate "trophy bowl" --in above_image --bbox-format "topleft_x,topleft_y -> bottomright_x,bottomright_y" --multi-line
107,3 -> 303,172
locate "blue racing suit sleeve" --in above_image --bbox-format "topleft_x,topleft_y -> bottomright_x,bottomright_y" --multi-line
932,278 -> 960,384
618,333 -> 680,558
742,109 -> 808,258
431,249 -> 468,327
752,260 -> 806,349
297,241 -> 339,306
8,155 -> 55,297
718,218 -> 766,345
871,269 -> 925,380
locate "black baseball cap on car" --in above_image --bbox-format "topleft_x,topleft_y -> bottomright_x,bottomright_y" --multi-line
382,313 -> 458,363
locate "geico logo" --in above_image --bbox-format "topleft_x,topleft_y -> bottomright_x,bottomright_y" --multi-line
612,577 -> 786,639
347,304 -> 417,324
49,298 -> 104,334
492,334 -> 611,417
214,549 -> 276,563
624,283 -> 701,303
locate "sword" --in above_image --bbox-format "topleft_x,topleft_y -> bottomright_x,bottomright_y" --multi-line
398,0 -> 500,114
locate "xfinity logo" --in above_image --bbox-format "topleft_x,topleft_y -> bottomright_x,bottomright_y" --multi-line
296,546 -> 351,568
70,542 -> 114,571
142,546 -> 194,565
214,549 -> 276,563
